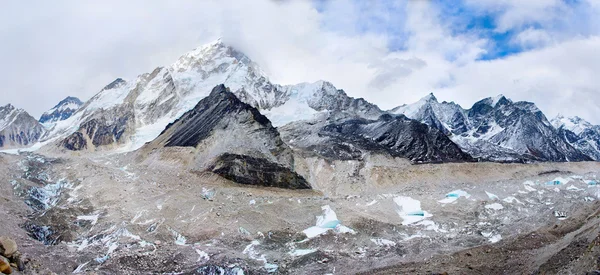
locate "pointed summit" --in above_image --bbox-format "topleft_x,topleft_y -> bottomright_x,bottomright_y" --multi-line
39,96 -> 84,124
422,93 -> 437,102
490,94 -> 510,107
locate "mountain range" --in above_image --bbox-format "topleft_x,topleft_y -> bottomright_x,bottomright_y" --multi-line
390,94 -> 593,162
1,39 -> 599,166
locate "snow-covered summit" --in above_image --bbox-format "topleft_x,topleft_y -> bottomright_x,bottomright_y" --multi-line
0,104 -> 45,148
551,114 -> 593,136
551,114 -> 600,160
390,93 -> 469,135
39,96 -> 83,125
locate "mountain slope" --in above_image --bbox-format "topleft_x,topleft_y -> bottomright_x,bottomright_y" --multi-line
552,115 -> 600,160
390,93 -> 469,136
39,96 -> 83,125
45,39 -> 381,152
279,113 -> 472,163
143,84 -> 309,189
0,104 -> 45,148
392,94 -> 591,162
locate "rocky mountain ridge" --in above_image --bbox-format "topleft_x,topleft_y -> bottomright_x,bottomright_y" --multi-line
141,84 -> 310,189
0,104 -> 45,149
1,39 -> 598,164
552,114 -> 600,160
39,96 -> 83,125
391,94 -> 591,162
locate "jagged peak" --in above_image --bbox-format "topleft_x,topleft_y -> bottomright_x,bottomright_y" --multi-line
1,103 -> 15,111
554,113 -> 565,120
475,94 -> 511,108
56,96 -> 83,106
421,92 -> 438,102
171,38 -> 259,74
552,114 -> 592,130
490,94 -> 510,107
101,78 -> 127,91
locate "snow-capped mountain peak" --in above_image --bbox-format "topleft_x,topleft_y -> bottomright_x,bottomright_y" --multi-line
0,103 -> 45,148
423,93 -> 437,102
490,94 -> 510,107
551,114 -> 600,160
552,114 -> 593,135
42,40 -> 382,152
389,93 -> 469,136
39,96 -> 83,125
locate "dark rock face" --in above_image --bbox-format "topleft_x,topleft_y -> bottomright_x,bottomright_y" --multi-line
62,106 -> 133,151
150,84 -> 307,189
102,78 -> 127,91
209,153 -> 310,189
39,96 -> 83,124
163,85 -> 272,147
60,132 -> 87,151
319,114 -> 473,163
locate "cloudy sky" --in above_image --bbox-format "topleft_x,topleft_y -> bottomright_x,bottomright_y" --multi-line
2,0 -> 600,123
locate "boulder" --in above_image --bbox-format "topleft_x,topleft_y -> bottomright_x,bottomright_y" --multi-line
0,237 -> 17,258
0,256 -> 11,274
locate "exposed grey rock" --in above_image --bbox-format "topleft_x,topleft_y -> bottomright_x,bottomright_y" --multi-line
0,104 -> 45,148
60,132 -> 87,151
0,236 -> 17,257
209,153 -> 310,189
61,104 -> 134,151
148,84 -> 308,189
280,113 -> 472,163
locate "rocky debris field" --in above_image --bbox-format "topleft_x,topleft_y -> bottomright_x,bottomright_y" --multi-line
1,152 -> 600,274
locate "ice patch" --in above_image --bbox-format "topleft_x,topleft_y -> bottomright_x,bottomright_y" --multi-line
316,205 -> 339,228
585,180 -> 598,186
302,205 -> 356,239
566,185 -> 584,191
169,228 -> 187,246
524,185 -> 536,192
77,214 -> 100,225
202,187 -> 216,200
393,196 -> 432,225
195,249 -> 210,262
370,238 -> 396,247
485,203 -> 504,210
366,200 -> 378,206
482,231 -> 502,243
502,196 -> 523,204
416,220 -> 447,232
289,249 -> 317,257
72,262 -> 89,273
243,240 -> 278,273
554,211 -> 568,220
439,190 -> 471,204
545,177 -> 570,185
486,191 -> 499,200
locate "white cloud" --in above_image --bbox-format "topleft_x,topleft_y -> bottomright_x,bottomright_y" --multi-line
512,27 -> 553,48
